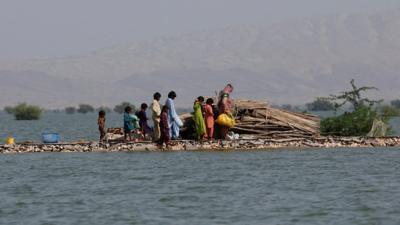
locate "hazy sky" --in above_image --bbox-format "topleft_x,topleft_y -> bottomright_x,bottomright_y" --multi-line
1,0 -> 400,59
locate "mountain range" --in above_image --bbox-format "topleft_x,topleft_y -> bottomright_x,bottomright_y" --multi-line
1,8 -> 400,108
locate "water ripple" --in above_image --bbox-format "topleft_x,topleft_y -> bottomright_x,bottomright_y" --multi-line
0,149 -> 400,224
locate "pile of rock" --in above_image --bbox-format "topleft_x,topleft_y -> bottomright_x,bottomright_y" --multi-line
0,143 -> 100,153
1,137 -> 400,154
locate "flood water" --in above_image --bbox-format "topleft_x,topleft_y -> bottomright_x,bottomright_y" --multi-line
1,111 -> 400,224
0,111 -> 124,142
1,148 -> 400,225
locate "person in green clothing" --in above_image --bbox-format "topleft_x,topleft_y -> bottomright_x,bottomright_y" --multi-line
193,96 -> 207,140
124,106 -> 140,141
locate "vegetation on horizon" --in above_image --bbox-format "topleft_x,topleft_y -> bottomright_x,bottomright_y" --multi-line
77,104 -> 95,114
114,102 -> 135,114
4,103 -> 43,120
97,106 -> 112,113
306,98 -> 335,111
65,106 -> 76,114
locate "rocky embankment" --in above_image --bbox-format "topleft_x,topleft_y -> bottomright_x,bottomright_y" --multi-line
1,137 -> 400,154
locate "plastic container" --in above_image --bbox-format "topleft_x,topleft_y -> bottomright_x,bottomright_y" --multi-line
42,133 -> 60,144
215,113 -> 236,128
6,137 -> 15,145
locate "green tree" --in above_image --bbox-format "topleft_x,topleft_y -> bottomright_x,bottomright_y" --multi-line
321,105 -> 378,136
77,104 -> 95,114
306,98 -> 335,111
8,103 -> 43,120
324,79 -> 383,110
65,106 -> 76,114
320,79 -> 388,136
114,102 -> 135,114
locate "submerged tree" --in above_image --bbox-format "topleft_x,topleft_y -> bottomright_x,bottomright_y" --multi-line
324,79 -> 383,110
114,102 -> 135,114
7,103 -> 43,120
320,79 -> 389,137
77,104 -> 95,114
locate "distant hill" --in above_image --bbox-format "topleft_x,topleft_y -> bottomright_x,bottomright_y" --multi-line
1,8 -> 400,108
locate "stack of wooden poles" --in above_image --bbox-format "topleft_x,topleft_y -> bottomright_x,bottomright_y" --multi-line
232,99 -> 320,139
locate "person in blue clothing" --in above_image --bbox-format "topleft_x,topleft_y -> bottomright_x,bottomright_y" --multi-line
165,91 -> 183,139
124,106 -> 139,141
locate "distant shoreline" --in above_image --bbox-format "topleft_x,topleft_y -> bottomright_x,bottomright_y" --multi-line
1,137 -> 400,154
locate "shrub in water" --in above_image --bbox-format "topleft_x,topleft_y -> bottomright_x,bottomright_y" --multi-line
10,103 -> 42,120
114,102 -> 135,114
319,79 -> 393,136
321,105 -> 378,136
77,104 -> 94,114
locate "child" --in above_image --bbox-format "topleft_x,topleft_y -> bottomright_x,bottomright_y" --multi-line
151,92 -> 162,141
98,110 -> 106,142
124,106 -> 139,141
158,105 -> 170,148
204,98 -> 215,139
136,103 -> 151,138
193,96 -> 206,140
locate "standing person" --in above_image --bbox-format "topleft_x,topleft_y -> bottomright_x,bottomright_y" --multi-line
124,106 -> 139,141
217,84 -> 234,139
165,91 -> 183,139
158,105 -> 170,148
98,110 -> 106,142
193,96 -> 206,140
151,92 -> 162,141
204,98 -> 215,140
136,103 -> 151,138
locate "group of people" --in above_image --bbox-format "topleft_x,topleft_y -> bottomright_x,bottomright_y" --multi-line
97,84 -> 234,148
150,91 -> 183,147
192,84 -> 234,141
